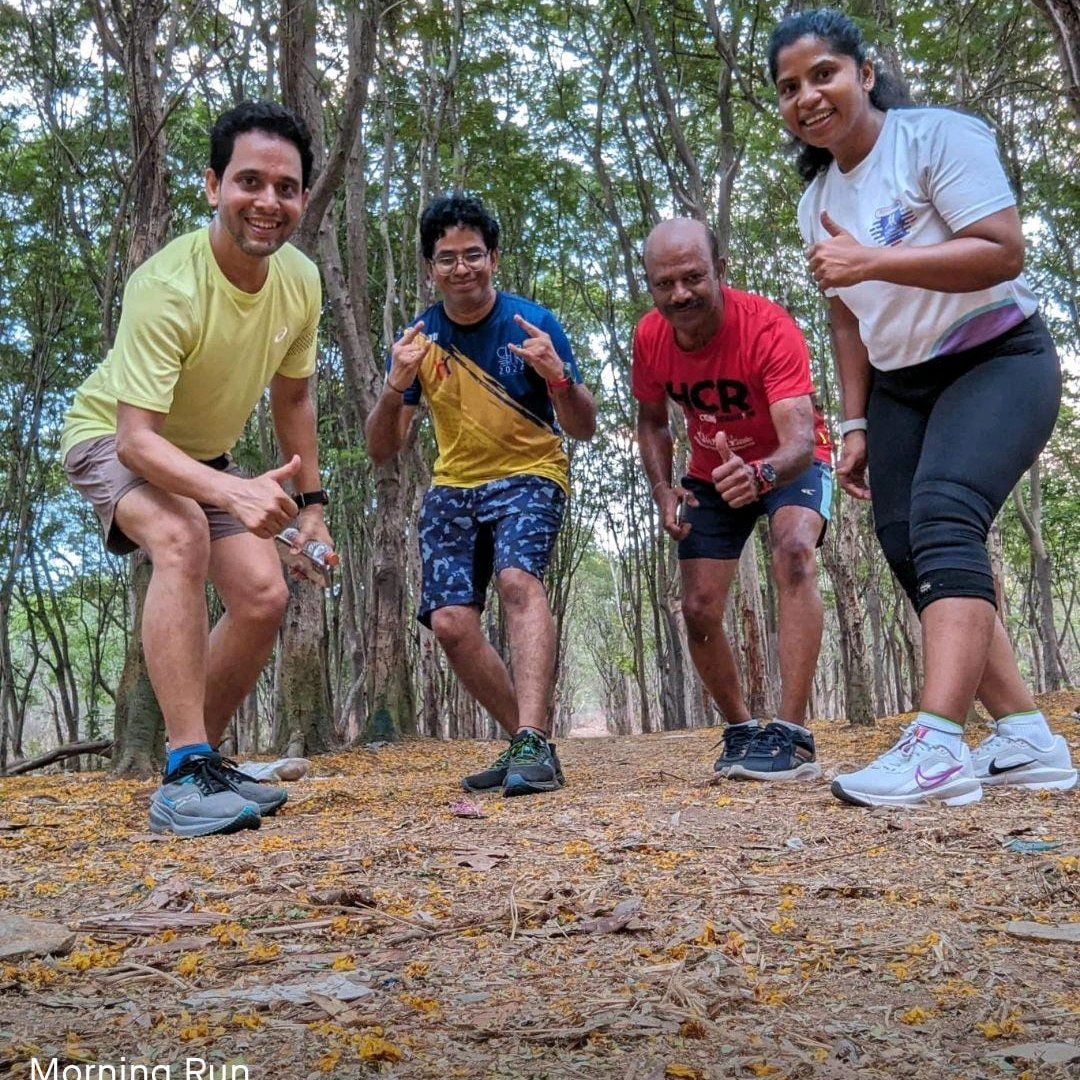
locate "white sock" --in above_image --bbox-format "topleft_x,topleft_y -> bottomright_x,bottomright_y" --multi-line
996,710 -> 1054,749
773,718 -> 809,733
914,712 -> 965,753
731,718 -> 760,728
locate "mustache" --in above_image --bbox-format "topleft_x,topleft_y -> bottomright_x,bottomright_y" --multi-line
666,298 -> 706,312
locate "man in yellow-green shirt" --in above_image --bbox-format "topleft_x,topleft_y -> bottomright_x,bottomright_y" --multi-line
61,102 -> 332,839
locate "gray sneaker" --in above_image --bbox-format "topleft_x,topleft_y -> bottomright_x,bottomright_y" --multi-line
215,756 -> 288,816
150,755 -> 262,838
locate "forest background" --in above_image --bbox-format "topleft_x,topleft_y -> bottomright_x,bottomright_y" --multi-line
1,0 -> 1078,775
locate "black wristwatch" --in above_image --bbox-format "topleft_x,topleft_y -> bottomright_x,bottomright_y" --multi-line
752,461 -> 777,496
294,489 -> 330,509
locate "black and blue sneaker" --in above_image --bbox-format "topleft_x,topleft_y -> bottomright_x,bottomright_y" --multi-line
463,739 -> 564,793
729,722 -> 822,781
712,720 -> 760,777
149,754 -> 262,838
462,743 -> 514,792
503,730 -> 565,797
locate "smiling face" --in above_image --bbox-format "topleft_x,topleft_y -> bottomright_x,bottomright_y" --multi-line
774,35 -> 883,171
643,220 -> 726,350
429,225 -> 499,320
206,129 -> 308,283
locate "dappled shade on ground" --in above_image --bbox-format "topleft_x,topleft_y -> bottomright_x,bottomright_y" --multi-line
1,694 -> 1078,1078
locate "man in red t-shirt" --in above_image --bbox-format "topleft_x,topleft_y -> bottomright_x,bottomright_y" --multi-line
633,218 -> 833,782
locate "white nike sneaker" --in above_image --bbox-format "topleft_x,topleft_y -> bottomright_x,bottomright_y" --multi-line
232,757 -> 310,782
831,724 -> 983,808
971,724 -> 1078,791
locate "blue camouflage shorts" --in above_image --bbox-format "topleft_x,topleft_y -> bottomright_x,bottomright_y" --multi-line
418,475 -> 567,627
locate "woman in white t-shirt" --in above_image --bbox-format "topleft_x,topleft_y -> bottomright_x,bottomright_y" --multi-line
768,9 -> 1076,807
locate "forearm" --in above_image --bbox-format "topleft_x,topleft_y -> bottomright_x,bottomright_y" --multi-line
273,391 -> 323,493
862,236 -> 1022,293
829,300 -> 872,420
364,388 -> 409,464
763,437 -> 814,486
551,383 -> 597,441
636,412 -> 676,497
115,427 -> 242,508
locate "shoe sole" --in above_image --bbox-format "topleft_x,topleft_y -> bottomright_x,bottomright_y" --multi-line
503,774 -> 564,798
730,762 -> 822,782
830,778 -> 983,808
980,768 -> 1078,791
253,792 -> 288,816
461,776 -> 505,793
149,804 -> 261,838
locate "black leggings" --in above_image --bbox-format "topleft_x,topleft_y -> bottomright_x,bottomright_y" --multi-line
868,314 -> 1060,614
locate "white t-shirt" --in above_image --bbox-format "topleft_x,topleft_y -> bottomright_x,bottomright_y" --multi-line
797,107 -> 1038,371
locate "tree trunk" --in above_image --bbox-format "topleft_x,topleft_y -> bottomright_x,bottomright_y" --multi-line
1031,0 -> 1080,123
821,509 -> 875,725
112,556 -> 165,777
273,578 -> 336,754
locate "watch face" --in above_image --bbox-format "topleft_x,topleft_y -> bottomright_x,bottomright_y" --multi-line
760,463 -> 777,484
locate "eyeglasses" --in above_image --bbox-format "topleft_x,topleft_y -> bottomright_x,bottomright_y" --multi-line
431,249 -> 490,273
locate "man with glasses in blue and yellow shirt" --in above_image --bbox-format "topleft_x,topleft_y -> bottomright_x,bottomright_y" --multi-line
366,195 -> 595,798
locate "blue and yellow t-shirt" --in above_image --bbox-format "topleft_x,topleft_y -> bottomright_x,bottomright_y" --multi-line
397,293 -> 581,493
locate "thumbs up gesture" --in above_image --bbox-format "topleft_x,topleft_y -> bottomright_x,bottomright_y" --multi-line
807,210 -> 873,290
225,454 -> 303,538
710,432 -> 757,509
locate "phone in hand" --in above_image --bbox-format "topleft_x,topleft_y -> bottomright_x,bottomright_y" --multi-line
674,492 -> 687,528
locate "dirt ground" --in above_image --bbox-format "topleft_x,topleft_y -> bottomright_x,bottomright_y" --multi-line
1,694 -> 1078,1080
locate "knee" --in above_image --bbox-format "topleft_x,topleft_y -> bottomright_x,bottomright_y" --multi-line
146,511 -> 211,578
771,535 -> 818,591
497,569 -> 544,616
230,574 -> 290,628
910,479 -> 994,562
430,606 -> 479,651
682,592 -> 724,642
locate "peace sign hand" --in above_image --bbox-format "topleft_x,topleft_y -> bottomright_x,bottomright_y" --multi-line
508,313 -> 564,383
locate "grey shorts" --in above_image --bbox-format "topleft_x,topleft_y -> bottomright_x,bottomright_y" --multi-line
63,435 -> 248,555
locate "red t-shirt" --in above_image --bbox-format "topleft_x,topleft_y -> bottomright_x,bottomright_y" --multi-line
631,288 -> 832,483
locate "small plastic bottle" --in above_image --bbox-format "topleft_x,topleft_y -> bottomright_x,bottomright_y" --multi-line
275,528 -> 340,587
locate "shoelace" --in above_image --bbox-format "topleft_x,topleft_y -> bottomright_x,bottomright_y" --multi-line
510,732 -> 549,765
722,724 -> 759,755
880,724 -> 925,764
216,755 -> 261,783
746,724 -> 795,754
170,754 -> 237,795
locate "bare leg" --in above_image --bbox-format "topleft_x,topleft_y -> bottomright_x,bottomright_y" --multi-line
679,558 -> 751,724
976,616 -> 1037,719
113,486 -> 213,750
919,596 -> 996,724
769,506 -> 825,726
204,532 -> 290,746
497,569 -> 556,734
430,604 -> 519,735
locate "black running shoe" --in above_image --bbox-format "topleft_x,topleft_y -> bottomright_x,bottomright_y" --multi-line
503,730 -> 565,797
463,739 -> 564,793
729,722 -> 822,781
712,721 -> 760,776
462,743 -> 513,792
